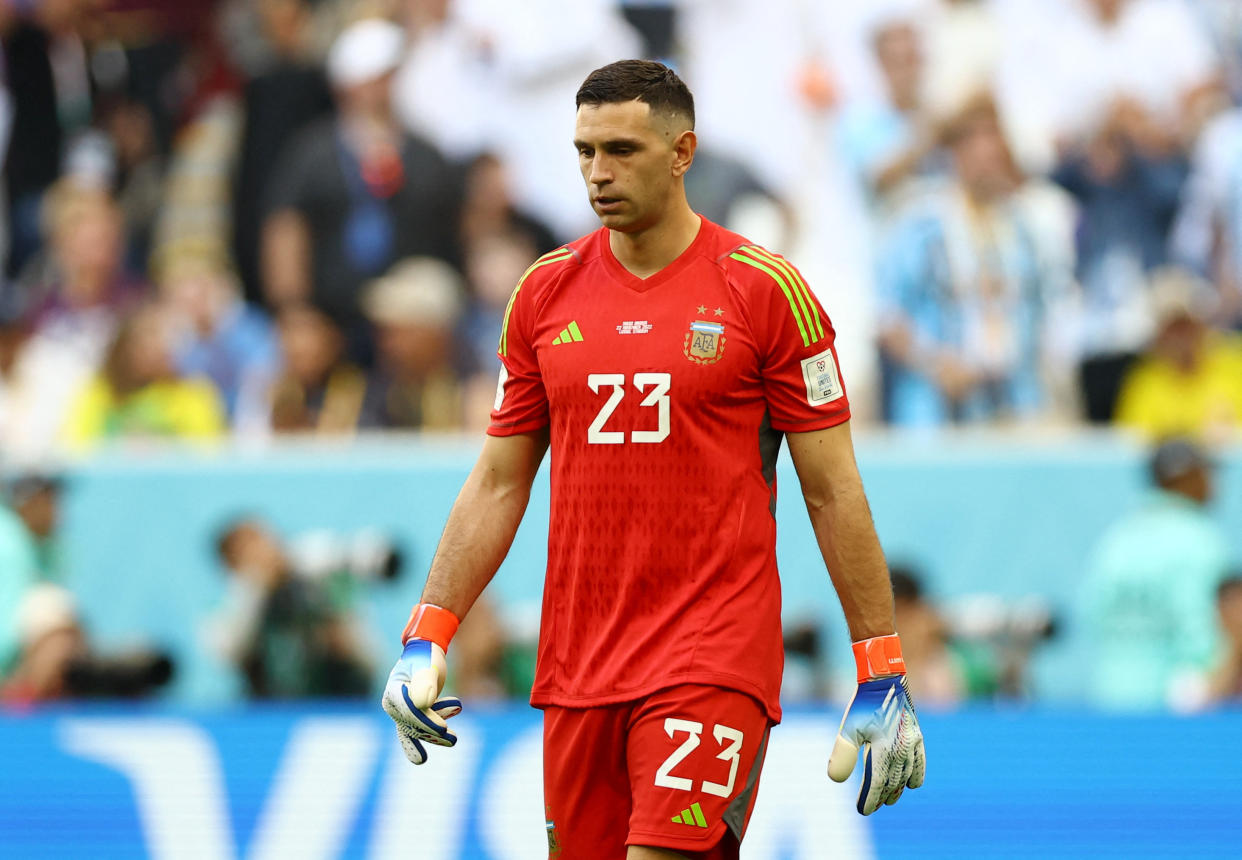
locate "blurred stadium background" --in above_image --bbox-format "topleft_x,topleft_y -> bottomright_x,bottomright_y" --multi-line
1,0 -> 1242,857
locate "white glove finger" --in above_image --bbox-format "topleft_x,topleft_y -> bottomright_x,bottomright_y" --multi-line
431,696 -> 463,720
827,733 -> 859,783
396,724 -> 429,765
381,685 -> 415,723
415,729 -> 457,748
382,683 -> 455,730
404,695 -> 450,731
857,743 -> 886,816
907,735 -> 926,789
407,701 -> 459,745
381,691 -> 397,720
883,753 -> 913,806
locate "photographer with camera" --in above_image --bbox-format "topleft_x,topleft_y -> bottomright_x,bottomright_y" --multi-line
2,584 -> 173,706
205,516 -> 375,699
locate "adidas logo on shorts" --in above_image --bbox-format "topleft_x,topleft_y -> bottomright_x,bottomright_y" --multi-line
670,801 -> 708,828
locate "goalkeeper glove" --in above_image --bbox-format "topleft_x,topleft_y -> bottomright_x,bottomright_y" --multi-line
381,603 -> 463,765
827,633 -> 926,815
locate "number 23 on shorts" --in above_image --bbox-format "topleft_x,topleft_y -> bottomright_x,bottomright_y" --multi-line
654,718 -> 745,797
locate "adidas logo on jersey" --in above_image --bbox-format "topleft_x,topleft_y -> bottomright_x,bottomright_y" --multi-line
551,321 -> 584,345
670,802 -> 708,828
616,320 -> 653,334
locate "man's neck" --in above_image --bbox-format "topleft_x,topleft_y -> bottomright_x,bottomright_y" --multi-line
609,203 -> 702,279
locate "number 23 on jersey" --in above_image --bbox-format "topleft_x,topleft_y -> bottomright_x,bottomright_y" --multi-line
587,372 -> 671,444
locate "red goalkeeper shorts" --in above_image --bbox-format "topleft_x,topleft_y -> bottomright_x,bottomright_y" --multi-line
541,684 -> 772,859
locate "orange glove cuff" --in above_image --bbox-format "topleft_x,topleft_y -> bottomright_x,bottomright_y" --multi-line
401,603 -> 460,652
852,633 -> 906,682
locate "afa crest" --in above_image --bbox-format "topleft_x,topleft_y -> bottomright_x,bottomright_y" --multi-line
684,320 -> 725,364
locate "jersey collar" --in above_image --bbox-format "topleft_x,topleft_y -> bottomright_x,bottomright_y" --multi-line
600,215 -> 709,294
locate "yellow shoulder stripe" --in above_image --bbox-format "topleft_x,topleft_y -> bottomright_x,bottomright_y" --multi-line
728,246 -> 824,346
743,246 -> 825,342
499,248 -> 574,357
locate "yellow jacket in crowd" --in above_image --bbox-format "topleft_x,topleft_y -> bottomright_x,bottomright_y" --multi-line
63,377 -> 226,450
1115,333 -> 1242,439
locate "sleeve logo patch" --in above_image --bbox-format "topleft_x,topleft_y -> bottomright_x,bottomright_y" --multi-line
801,348 -> 843,406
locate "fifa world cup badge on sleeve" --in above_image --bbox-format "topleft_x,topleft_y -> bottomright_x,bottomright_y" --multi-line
801,347 -> 843,406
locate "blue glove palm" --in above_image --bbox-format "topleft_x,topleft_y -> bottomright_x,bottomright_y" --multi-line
381,639 -> 463,765
827,675 -> 926,815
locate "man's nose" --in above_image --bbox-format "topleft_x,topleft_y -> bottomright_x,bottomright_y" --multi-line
588,155 -> 612,185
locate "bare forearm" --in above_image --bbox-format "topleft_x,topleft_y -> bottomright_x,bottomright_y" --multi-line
805,473 -> 895,641
421,432 -> 547,619
787,424 -> 894,641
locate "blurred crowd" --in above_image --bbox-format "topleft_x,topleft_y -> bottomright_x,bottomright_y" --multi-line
0,0 -> 1238,463
2,0 -> 1242,709
833,0 -> 1242,434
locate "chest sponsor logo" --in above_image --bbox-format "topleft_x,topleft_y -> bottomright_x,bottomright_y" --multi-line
684,320 -> 725,364
616,320 -> 653,334
801,347 -> 843,406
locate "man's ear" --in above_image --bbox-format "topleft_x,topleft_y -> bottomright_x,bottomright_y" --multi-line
671,129 -> 697,177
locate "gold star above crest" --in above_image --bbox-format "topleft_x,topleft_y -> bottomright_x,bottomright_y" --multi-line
714,307 -> 724,317
696,305 -> 707,314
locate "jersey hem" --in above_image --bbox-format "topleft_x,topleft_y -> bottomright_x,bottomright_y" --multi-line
530,672 -> 782,723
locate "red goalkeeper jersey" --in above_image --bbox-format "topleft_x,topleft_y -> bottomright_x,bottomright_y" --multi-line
489,217 -> 850,721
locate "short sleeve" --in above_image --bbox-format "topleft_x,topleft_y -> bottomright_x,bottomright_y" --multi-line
743,249 -> 851,432
488,278 -> 549,435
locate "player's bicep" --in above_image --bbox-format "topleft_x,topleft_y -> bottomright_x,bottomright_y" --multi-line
473,429 -> 549,494
785,421 -> 863,507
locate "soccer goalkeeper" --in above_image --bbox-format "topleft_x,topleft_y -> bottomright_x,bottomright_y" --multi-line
383,59 -> 925,860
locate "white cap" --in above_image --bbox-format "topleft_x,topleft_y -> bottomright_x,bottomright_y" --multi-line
327,18 -> 405,89
16,584 -> 79,649
363,257 -> 465,328
1147,266 -> 1217,327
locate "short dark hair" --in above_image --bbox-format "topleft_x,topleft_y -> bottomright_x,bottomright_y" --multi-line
576,60 -> 694,128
